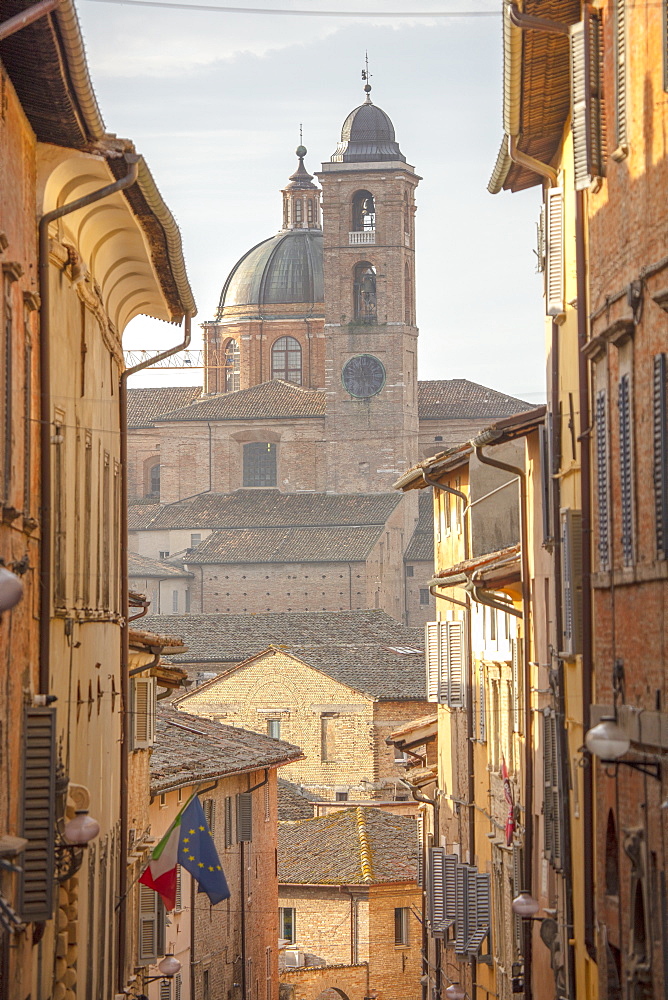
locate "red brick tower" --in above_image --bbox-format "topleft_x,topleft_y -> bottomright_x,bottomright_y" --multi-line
317,82 -> 421,491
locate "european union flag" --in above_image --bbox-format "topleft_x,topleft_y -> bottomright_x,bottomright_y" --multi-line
178,795 -> 230,905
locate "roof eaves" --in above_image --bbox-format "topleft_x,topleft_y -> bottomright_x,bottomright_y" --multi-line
394,444 -> 472,492
470,404 -> 546,447
52,0 -> 105,142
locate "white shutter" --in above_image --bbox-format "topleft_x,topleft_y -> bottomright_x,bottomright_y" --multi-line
445,620 -> 465,708
546,189 -> 564,317
429,847 -> 445,927
138,883 -> 159,962
613,0 -> 627,149
132,676 -> 156,749
444,855 -> 458,930
160,981 -> 172,1000
511,638 -> 522,734
425,621 -> 440,702
570,13 -> 604,190
479,671 -> 487,743
175,972 -> 182,1000
454,864 -> 469,954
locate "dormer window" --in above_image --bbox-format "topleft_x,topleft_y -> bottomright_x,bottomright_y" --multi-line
352,190 -> 375,232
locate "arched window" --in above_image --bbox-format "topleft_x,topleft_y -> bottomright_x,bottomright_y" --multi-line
243,442 -> 276,487
307,199 -> 314,224
352,191 -> 376,232
144,459 -> 160,498
404,261 -> 413,325
294,199 -> 303,224
225,339 -> 240,393
605,810 -> 619,896
271,336 -> 302,385
354,262 -> 377,324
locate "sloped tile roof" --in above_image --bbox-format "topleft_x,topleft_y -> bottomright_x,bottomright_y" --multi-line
140,610 -> 424,664
128,503 -> 164,530
281,643 -> 425,700
404,491 -> 434,563
151,706 -> 303,793
417,380 -> 530,420
129,490 -> 402,532
157,380 -> 326,422
278,779 -> 318,822
127,386 -> 203,428
187,525 -> 384,564
128,551 -> 194,579
278,807 -> 418,885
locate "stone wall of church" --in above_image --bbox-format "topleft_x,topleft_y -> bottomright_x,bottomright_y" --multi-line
127,427 -> 161,501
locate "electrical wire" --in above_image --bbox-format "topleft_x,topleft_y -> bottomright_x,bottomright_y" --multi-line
81,0 -> 499,15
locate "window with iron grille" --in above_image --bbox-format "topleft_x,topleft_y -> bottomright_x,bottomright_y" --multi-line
595,390 -> 610,569
618,374 -> 634,565
271,337 -> 302,385
243,442 -> 277,488
653,355 -> 668,559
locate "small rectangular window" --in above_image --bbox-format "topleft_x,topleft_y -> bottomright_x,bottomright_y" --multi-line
267,719 -> 281,740
320,714 -> 338,762
394,906 -> 409,945
406,565 -> 414,577
279,906 -> 296,944
419,588 -> 430,606
394,747 -> 408,764
190,533 -> 201,547
203,970 -> 210,1000
185,588 -> 191,613
172,590 -> 178,613
335,791 -> 349,802
159,551 -> 170,560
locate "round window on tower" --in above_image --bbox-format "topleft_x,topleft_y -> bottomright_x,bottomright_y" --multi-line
341,354 -> 386,399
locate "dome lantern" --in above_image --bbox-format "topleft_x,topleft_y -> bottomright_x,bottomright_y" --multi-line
282,145 -> 321,231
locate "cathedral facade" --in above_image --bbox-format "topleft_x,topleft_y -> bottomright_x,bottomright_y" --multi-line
127,89 -> 529,625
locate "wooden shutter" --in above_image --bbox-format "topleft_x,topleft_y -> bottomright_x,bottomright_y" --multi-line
19,707 -> 56,921
445,620 -> 465,708
613,0 -> 627,150
595,390 -> 611,569
546,189 -> 564,317
466,865 -> 478,950
570,12 -> 604,190
511,638 -> 522,734
654,355 -> 668,559
479,671 -> 486,743
425,621 -> 440,702
138,883 -> 160,962
429,847 -> 445,927
560,509 -> 583,656
225,796 -> 233,847
536,205 -> 546,273
539,425 -> 552,544
416,813 -> 424,888
454,864 -> 469,954
132,677 -> 156,749
236,792 -> 253,842
466,873 -> 491,955
618,374 -> 634,565
444,855 -> 458,930
543,711 -> 562,869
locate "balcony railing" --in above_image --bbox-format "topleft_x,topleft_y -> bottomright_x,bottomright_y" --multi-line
348,230 -> 376,245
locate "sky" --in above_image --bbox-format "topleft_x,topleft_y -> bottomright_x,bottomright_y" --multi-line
76,0 -> 546,402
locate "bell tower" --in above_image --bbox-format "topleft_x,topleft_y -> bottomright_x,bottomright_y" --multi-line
317,81 -> 420,492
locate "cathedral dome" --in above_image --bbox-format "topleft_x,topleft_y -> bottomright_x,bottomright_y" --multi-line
331,100 -> 406,163
218,229 -> 324,314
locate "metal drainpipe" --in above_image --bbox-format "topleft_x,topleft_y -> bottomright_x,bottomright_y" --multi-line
38,152 -> 140,696
118,310 -> 192,991
473,443 -> 534,999
575,188 -> 596,961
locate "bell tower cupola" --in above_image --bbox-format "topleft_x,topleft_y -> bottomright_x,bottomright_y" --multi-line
282,145 -> 322,231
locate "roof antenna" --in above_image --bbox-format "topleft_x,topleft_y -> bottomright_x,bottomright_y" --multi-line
361,52 -> 372,103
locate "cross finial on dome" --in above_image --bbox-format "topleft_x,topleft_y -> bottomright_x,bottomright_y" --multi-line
361,52 -> 372,103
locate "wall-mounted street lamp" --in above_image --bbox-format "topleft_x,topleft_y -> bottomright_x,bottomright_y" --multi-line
511,891 -> 541,919
444,984 -> 467,1000
137,955 -> 183,993
585,716 -> 661,780
54,810 -> 100,883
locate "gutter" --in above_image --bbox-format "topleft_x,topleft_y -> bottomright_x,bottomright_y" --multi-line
471,440 -> 534,999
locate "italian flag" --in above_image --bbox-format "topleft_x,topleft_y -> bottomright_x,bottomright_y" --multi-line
139,797 -> 193,911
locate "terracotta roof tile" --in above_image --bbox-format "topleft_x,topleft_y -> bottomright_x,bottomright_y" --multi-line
278,780 -> 317,822
278,808 -> 418,885
141,610 -> 423,664
187,525 -> 384,564
157,380 -> 326,422
280,643 -> 425,700
127,386 -> 202,428
404,492 -> 434,563
129,551 -> 194,579
151,707 -> 303,793
418,380 -> 531,420
131,490 -> 402,532
128,503 -> 163,530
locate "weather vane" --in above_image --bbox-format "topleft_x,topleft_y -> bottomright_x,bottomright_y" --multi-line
361,52 -> 372,101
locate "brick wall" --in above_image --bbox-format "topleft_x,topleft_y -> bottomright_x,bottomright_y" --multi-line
278,886 -> 366,966
368,883 -> 422,1000
280,963 -> 370,1000
127,427 -> 161,501
200,560 -> 369,614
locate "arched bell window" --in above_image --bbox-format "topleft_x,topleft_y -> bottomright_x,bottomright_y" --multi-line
271,336 -> 302,385
351,190 -> 376,232
224,339 -> 240,393
354,262 -> 377,325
